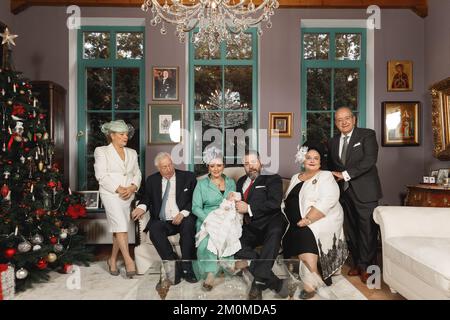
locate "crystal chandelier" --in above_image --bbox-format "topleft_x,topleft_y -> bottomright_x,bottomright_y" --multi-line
141,0 -> 279,53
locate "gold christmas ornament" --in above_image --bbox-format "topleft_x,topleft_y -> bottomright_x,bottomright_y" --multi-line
38,161 -> 44,171
47,253 -> 57,263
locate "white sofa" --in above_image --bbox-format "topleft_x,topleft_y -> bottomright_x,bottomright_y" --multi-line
134,167 -> 291,274
373,206 -> 450,300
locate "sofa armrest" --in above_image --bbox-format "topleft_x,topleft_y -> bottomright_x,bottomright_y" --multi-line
136,213 -> 151,245
374,206 -> 450,240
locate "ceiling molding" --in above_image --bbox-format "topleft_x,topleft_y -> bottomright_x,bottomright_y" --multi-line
11,0 -> 428,17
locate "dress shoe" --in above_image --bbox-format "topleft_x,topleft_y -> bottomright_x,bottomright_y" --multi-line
347,266 -> 361,277
125,263 -> 137,278
299,289 -> 315,300
182,270 -> 198,283
202,282 -> 213,292
360,271 -> 371,284
106,259 -> 119,276
248,281 -> 263,300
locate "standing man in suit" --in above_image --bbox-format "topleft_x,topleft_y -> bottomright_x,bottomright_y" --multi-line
131,152 -> 197,284
234,150 -> 289,300
327,107 -> 382,284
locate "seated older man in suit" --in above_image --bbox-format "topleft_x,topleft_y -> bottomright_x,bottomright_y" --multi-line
234,150 -> 290,300
131,152 -> 197,284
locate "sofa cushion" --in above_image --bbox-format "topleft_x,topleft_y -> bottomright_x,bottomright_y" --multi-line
385,236 -> 450,296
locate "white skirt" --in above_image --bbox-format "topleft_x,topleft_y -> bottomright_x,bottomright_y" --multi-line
100,193 -> 134,233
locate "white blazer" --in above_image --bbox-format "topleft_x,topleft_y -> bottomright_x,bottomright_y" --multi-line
94,144 -> 142,196
282,170 -> 344,251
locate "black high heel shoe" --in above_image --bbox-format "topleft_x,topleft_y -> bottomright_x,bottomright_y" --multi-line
106,259 -> 119,276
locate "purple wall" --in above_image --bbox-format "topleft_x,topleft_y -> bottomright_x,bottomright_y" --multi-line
424,0 -> 450,171
3,5 -> 447,204
0,1 -> 14,27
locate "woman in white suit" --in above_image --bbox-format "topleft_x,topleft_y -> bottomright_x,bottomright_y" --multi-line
282,143 -> 348,299
94,120 -> 142,277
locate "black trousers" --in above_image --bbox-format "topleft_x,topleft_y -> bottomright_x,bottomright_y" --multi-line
340,186 -> 379,270
148,215 -> 196,271
235,215 -> 287,291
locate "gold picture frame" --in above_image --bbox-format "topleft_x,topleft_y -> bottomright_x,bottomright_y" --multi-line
152,66 -> 179,101
387,60 -> 413,92
382,101 -> 420,146
430,77 -> 450,160
269,112 -> 293,137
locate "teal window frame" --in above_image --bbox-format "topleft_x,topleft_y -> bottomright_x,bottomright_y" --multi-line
188,29 -> 259,172
77,26 -> 146,190
301,28 -> 367,143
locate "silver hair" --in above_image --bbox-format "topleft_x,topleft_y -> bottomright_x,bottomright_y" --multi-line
154,152 -> 172,167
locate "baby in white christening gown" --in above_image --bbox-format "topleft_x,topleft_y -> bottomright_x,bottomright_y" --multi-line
195,192 -> 243,259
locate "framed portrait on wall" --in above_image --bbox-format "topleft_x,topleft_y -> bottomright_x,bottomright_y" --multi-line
152,66 -> 179,101
382,101 -> 420,146
387,60 -> 413,92
269,112 -> 293,137
148,104 -> 183,144
78,191 -> 100,210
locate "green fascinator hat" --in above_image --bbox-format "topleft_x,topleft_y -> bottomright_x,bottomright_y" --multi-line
101,120 -> 135,139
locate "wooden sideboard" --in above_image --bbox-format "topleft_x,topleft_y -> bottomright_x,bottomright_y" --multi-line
405,184 -> 450,207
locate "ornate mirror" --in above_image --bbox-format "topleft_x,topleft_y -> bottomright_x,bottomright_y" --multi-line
430,77 -> 450,160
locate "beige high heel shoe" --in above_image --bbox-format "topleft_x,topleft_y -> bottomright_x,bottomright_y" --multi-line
106,259 -> 119,276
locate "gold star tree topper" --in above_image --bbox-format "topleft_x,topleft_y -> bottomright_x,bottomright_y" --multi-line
1,28 -> 18,46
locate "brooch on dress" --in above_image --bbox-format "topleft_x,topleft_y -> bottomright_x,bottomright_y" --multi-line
312,179 -> 317,185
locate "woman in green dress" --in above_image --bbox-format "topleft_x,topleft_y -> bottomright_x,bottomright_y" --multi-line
192,150 -> 236,291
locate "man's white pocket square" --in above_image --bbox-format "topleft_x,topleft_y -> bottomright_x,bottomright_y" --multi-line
255,186 -> 266,189
353,142 -> 361,147
184,188 -> 189,192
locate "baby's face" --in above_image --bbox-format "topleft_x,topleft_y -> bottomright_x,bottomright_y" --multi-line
229,192 -> 241,201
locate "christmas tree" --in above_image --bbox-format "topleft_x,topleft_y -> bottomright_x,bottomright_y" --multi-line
0,27 -> 92,293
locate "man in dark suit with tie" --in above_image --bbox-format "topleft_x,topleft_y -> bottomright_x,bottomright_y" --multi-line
131,152 -> 197,284
234,150 -> 289,300
327,107 -> 382,284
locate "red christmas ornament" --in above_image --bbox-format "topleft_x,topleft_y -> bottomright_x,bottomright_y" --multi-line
4,248 -> 16,259
37,259 -> 48,270
7,160 -> 12,165
47,181 -> 57,188
24,147 -> 30,152
1,184 -> 9,198
12,104 -> 26,116
50,236 -> 58,244
35,208 -> 46,217
39,114 -> 46,119
63,263 -> 73,274
66,204 -> 87,219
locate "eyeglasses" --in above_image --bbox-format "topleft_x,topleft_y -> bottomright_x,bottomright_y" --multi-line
335,116 -> 354,124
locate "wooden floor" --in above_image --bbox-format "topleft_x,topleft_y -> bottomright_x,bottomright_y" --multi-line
90,245 -> 405,300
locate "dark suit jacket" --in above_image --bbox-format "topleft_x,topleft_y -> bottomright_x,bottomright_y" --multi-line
140,169 -> 197,230
328,127 -> 382,203
236,174 -> 286,231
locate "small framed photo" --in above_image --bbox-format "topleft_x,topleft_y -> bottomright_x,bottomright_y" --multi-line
152,67 -> 178,101
429,176 -> 436,184
148,104 -> 183,144
382,101 -> 420,146
269,112 -> 293,137
388,60 -> 413,91
430,170 -> 439,178
423,176 -> 430,184
78,191 -> 99,210
437,168 -> 449,184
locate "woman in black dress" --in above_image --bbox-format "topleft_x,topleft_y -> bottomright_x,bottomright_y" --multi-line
282,144 -> 347,299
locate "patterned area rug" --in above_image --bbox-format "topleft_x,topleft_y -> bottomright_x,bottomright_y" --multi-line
14,262 -> 367,300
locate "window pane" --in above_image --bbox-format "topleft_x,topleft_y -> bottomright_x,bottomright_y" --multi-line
303,33 -> 329,60
307,113 -> 331,144
224,66 -> 252,110
115,68 -> 140,110
336,33 -> 361,60
116,112 -> 140,152
307,68 -> 331,110
86,113 -> 112,155
87,68 -> 112,110
117,32 -> 144,59
194,111 -> 223,160
226,33 -> 253,60
224,112 -> 252,160
84,32 -> 110,59
194,33 -> 220,60
334,69 -> 359,110
86,156 -> 98,190
194,66 -> 222,110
